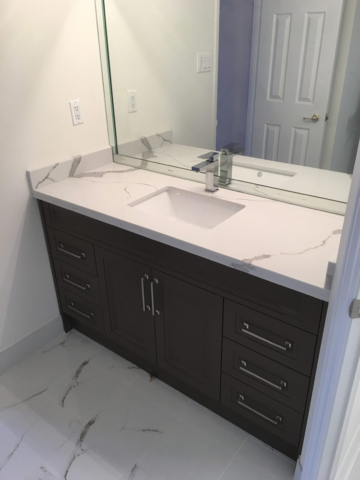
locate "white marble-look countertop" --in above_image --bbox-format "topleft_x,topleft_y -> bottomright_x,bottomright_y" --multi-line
28,153 -> 344,301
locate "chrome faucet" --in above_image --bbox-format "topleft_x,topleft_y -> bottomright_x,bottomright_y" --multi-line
192,154 -> 219,192
219,143 -> 244,186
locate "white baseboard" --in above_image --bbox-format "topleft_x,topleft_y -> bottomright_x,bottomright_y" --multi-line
0,316 -> 64,375
294,457 -> 303,480
335,424 -> 360,480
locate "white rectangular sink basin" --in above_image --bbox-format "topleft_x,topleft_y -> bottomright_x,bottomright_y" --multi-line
129,187 -> 245,230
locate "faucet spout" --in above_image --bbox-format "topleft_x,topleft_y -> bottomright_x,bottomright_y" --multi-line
192,154 -> 219,192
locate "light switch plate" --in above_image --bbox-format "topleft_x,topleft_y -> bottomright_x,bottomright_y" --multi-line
69,99 -> 84,126
197,53 -> 212,73
128,90 -> 137,113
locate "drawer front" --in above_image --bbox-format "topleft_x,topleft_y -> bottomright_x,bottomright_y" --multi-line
53,259 -> 101,305
224,300 -> 317,376
47,227 -> 97,275
59,289 -> 104,334
221,373 -> 303,446
222,339 -> 309,413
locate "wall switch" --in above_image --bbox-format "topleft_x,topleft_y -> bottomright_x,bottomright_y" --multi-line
128,90 -> 137,113
69,99 -> 84,126
197,53 -> 212,73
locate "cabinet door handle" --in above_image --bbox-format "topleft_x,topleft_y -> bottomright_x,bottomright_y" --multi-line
237,395 -> 283,426
63,276 -> 87,291
141,277 -> 146,312
150,282 -> 155,316
239,361 -> 286,391
57,244 -> 85,260
242,323 -> 292,352
68,302 -> 93,320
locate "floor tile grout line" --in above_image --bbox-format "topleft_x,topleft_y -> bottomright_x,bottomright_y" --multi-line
250,436 -> 296,466
216,435 -> 249,480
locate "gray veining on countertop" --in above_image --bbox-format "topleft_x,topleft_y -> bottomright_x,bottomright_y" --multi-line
28,156 -> 344,301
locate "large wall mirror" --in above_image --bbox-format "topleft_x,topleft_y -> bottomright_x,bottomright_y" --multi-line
96,0 -> 360,214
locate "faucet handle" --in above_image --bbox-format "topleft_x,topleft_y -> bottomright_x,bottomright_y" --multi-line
221,143 -> 244,155
197,151 -> 218,161
207,154 -> 218,163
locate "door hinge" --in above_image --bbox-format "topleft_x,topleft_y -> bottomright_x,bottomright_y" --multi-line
349,300 -> 360,319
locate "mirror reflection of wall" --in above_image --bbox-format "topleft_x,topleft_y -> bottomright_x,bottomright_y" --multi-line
217,0 -> 360,174
105,0 -> 218,149
102,0 -> 360,208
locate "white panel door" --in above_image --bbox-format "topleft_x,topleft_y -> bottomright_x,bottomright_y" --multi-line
250,0 -> 344,168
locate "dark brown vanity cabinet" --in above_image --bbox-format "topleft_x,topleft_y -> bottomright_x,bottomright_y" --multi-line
39,201 -> 327,460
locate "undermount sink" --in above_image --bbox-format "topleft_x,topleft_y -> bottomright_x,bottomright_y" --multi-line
129,187 -> 245,230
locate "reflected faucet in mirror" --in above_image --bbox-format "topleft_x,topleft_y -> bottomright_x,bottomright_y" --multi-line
219,143 -> 244,186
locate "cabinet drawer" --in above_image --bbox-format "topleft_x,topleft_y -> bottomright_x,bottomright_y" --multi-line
47,227 -> 97,275
224,300 -> 317,376
222,339 -> 309,413
221,373 -> 303,446
53,259 -> 101,305
59,289 -> 104,334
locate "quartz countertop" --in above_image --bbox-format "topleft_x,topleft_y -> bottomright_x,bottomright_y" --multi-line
28,153 -> 344,301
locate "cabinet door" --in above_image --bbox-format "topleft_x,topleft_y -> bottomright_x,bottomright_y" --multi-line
153,270 -> 223,400
95,247 -> 156,363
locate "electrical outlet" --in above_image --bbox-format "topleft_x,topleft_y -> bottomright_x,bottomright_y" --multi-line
69,99 -> 84,126
128,90 -> 137,113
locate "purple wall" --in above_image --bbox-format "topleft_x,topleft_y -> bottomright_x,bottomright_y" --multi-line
216,0 -> 254,151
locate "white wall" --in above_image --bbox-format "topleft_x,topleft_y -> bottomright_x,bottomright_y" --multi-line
335,355 -> 360,479
0,0 -> 109,355
105,0 -> 219,149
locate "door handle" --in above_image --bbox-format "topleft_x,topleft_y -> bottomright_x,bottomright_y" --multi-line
141,277 -> 146,312
150,282 -> 155,316
303,114 -> 320,122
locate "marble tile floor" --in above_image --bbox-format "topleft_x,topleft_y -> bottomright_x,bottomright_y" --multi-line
0,330 -> 296,480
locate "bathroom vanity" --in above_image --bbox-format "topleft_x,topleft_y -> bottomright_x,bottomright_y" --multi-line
39,200 -> 325,459
28,154 -> 343,461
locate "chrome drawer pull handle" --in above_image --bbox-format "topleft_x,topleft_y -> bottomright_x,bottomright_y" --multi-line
240,361 -> 286,391
141,277 -> 146,312
63,275 -> 87,291
68,302 -> 93,320
150,282 -> 155,316
58,244 -> 86,260
242,323 -> 292,352
237,395 -> 283,426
